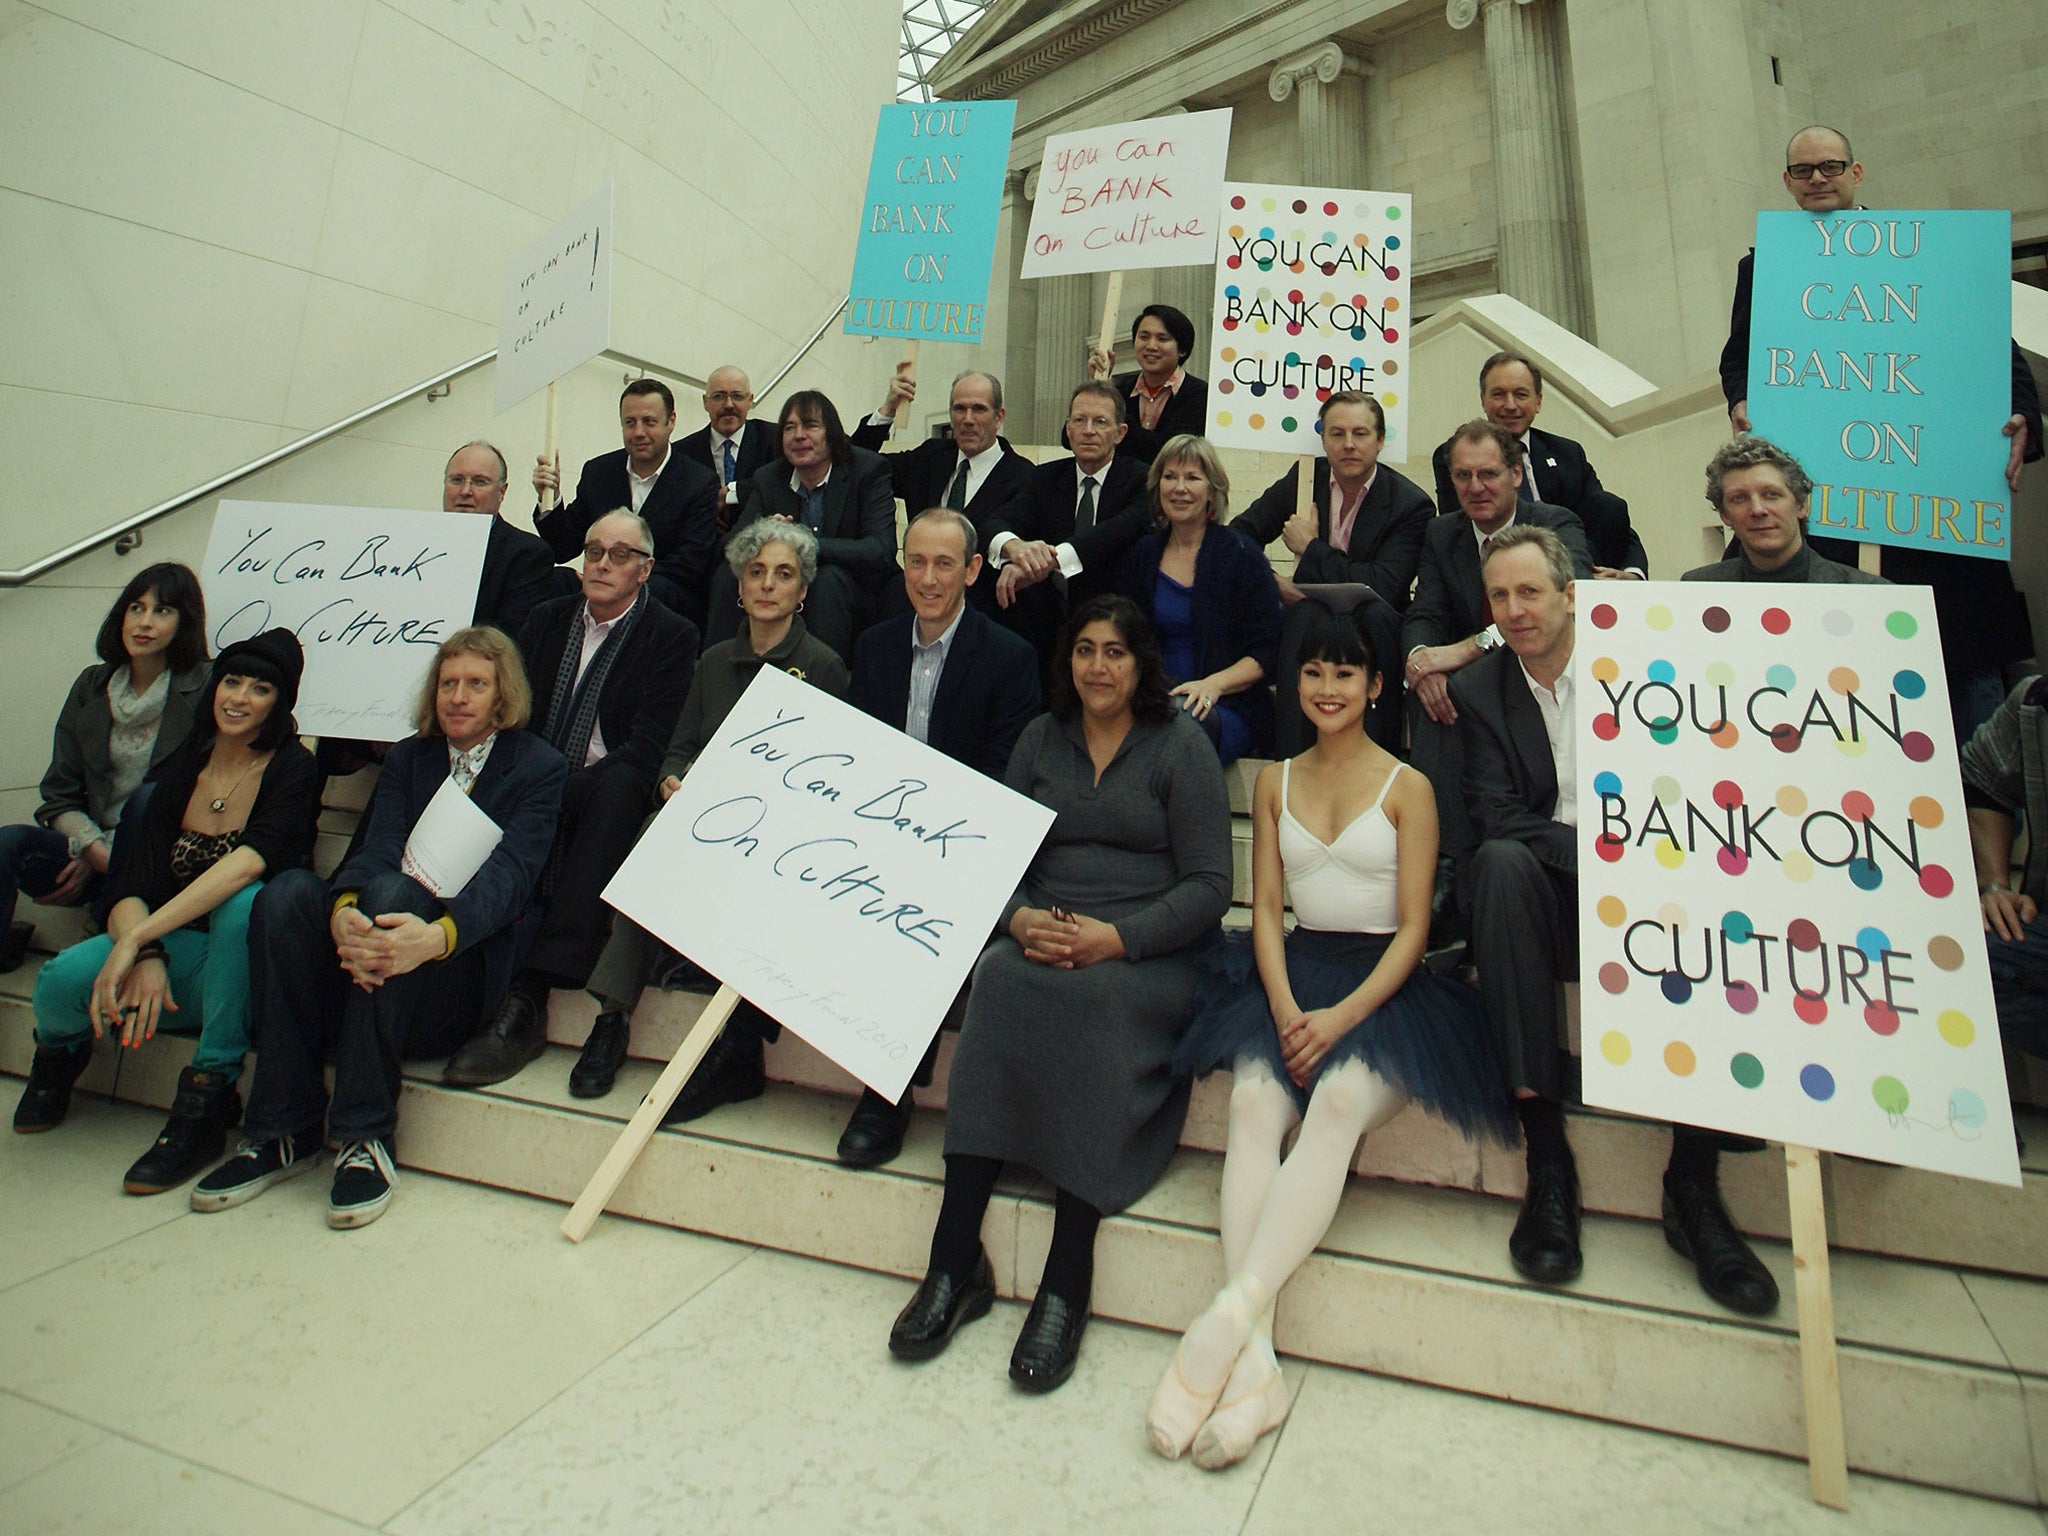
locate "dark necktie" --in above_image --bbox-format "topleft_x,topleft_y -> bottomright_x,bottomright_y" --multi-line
1517,473 -> 1534,505
1075,474 -> 1098,534
945,458 -> 971,511
721,440 -> 737,483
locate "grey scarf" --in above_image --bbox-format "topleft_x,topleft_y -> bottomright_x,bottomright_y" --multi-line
542,588 -> 648,768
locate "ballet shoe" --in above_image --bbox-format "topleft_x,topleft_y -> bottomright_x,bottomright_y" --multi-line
1191,1367 -> 1291,1471
1145,1276 -> 1271,1459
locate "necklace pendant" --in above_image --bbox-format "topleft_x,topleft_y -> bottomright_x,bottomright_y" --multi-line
209,796 -> 227,813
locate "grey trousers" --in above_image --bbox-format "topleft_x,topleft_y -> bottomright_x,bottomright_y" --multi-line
1467,837 -> 1577,1102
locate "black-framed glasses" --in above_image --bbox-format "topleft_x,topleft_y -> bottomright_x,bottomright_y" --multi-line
1786,160 -> 1849,181
582,543 -> 652,566
706,391 -> 751,405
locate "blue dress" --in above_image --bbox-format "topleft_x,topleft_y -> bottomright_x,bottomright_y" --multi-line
1174,761 -> 1517,1144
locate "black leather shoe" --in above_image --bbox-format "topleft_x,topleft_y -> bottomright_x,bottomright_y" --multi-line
568,1010 -> 631,1099
0,920 -> 34,973
442,988 -> 548,1087
1509,1160 -> 1583,1284
1663,1177 -> 1781,1316
1009,1289 -> 1087,1393
836,1087 -> 912,1168
659,1029 -> 764,1124
889,1248 -> 995,1360
13,1041 -> 92,1132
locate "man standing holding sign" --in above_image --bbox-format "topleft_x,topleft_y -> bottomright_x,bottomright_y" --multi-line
1720,124 -> 2043,735
854,367 -> 1033,557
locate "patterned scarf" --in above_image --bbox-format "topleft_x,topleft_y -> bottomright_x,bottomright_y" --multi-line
542,586 -> 648,769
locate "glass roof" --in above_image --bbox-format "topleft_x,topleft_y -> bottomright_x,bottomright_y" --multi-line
899,0 -> 992,102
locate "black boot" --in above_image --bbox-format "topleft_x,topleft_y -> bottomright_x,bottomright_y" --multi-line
123,1066 -> 243,1194
13,1041 -> 91,1132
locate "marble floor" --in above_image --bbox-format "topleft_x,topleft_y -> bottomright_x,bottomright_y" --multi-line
3,1100 -> 2043,1536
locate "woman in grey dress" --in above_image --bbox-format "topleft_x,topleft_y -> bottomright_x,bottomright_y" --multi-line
889,594 -> 1233,1392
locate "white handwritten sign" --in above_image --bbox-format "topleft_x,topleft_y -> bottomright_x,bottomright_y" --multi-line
495,183 -> 613,414
202,500 -> 492,742
602,667 -> 1056,1101
1020,109 -> 1232,278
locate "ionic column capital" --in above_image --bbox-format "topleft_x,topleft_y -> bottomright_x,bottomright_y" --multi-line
1268,41 -> 1371,102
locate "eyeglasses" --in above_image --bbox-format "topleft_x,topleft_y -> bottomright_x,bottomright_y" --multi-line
444,474 -> 501,491
1786,160 -> 1850,181
706,391 -> 751,405
582,543 -> 652,566
1066,414 -> 1118,431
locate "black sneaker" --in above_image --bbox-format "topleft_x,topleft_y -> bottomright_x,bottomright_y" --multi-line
191,1130 -> 323,1212
13,1041 -> 91,1132
328,1139 -> 398,1229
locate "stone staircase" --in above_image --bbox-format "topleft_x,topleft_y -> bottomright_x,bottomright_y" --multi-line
4,762 -> 2046,1506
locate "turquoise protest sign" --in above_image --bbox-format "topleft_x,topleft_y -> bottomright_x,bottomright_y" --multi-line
1748,210 -> 2013,561
845,101 -> 1017,344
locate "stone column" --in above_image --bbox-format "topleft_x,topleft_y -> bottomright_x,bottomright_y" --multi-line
1029,163 -> 1094,443
1269,41 -> 1371,190
1001,169 -> 1040,441
1449,0 -> 1589,335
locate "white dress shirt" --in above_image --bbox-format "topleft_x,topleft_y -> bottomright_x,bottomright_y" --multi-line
626,444 -> 672,513
1520,658 -> 1576,828
572,603 -> 621,766
906,606 -> 965,745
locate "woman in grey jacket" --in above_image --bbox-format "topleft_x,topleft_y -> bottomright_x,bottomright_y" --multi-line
1,564 -> 210,965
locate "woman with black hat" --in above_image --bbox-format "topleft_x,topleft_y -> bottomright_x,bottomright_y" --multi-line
12,628 -> 321,1195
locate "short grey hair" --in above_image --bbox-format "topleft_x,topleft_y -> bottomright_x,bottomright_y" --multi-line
906,507 -> 978,560
588,508 -> 655,554
1481,524 -> 1573,593
1703,435 -> 1813,511
726,518 -> 819,585
951,370 -> 1003,413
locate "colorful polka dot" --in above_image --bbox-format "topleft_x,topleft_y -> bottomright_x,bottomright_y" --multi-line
1872,1075 -> 1909,1113
1841,791 -> 1873,819
1828,667 -> 1859,694
1647,660 -> 1676,685
1919,864 -> 1954,898
1908,796 -> 1943,828
1594,770 -> 1623,798
1710,721 -> 1740,748
1885,611 -> 1917,639
1646,605 -> 1673,631
1864,1001 -> 1900,1036
1593,715 -> 1620,741
1766,664 -> 1796,691
1903,732 -> 1935,763
1591,605 -> 1617,630
1800,1064 -> 1837,1101
1731,1053 -> 1765,1088
1664,1041 -> 1697,1076
1717,847 -> 1748,874
1937,1010 -> 1974,1047
1855,926 -> 1890,958
1656,903 -> 1689,929
1599,962 -> 1629,994
1661,973 -> 1692,1003
1655,838 -> 1685,869
1725,982 -> 1759,1013
1788,919 -> 1821,951
1600,1030 -> 1631,1065
1849,858 -> 1883,891
1793,992 -> 1828,1024
1893,669 -> 1926,699
1776,785 -> 1807,816
1705,662 -> 1735,687
1762,609 -> 1790,635
1597,896 -> 1628,928
1782,851 -> 1815,882
1927,935 -> 1964,971
1702,607 -> 1730,633
1722,911 -> 1753,942
1590,656 -> 1619,682
1949,1089 -> 1988,1130
1772,726 -> 1803,754
1834,735 -> 1868,759
1651,776 -> 1680,804
1595,834 -> 1625,862
1822,609 -> 1853,637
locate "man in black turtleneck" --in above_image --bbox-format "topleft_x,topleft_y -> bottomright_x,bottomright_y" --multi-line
1682,436 -> 1889,586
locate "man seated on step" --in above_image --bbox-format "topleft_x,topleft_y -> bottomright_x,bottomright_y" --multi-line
832,508 -> 1042,1168
1401,420 -> 1593,932
532,377 -> 721,631
1231,390 -> 1432,754
976,381 -> 1150,669
190,629 -> 567,1229
852,365 -> 1034,567
1431,351 -> 1646,579
1681,436 -> 1887,586
676,365 -> 781,536
440,510 -> 697,1090
1459,526 -> 1779,1316
1959,683 -> 2048,1074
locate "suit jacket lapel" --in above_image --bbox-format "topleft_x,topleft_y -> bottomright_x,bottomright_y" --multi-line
1500,660 -> 1558,816
1451,522 -> 1484,631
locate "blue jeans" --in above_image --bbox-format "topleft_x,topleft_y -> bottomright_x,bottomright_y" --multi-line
31,882 -> 263,1075
1986,911 -> 2048,1062
0,823 -> 78,931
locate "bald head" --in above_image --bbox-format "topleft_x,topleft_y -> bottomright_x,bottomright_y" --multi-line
1783,124 -> 1862,214
704,366 -> 755,438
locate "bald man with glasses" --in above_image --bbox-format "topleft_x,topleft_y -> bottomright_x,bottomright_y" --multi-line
675,366 -> 781,535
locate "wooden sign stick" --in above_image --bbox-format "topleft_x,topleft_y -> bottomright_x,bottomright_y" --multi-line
544,380 -> 562,510
1095,271 -> 1124,372
560,983 -> 742,1242
888,340 -> 920,440
1785,1142 -> 1850,1509
1858,543 -> 1881,577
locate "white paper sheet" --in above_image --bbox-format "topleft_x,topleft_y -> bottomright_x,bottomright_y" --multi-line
399,776 -> 504,899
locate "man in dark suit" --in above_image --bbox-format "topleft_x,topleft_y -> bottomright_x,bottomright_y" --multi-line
1430,351 -> 1647,577
1233,390 -> 1433,752
979,380 -> 1150,664
853,366 -> 1035,555
441,510 -> 698,1088
1459,525 -> 1778,1317
674,365 -> 780,535
1402,420 -> 1594,893
831,507 -> 1041,1167
710,390 -> 898,663
191,628 -> 568,1228
443,441 -> 559,636
531,377 -> 720,630
1719,124 -> 2042,737
1080,302 -> 1210,466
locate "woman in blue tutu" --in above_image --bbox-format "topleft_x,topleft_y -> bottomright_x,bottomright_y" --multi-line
1147,603 -> 1515,1470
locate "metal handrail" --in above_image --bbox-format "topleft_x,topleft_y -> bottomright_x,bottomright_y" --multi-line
1,295 -> 852,587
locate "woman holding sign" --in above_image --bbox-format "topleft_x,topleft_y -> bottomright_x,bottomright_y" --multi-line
1086,303 -> 1210,467
15,630 -> 319,1198
1148,606 -> 1516,1468
1115,435 -> 1282,764
890,594 -> 1232,1392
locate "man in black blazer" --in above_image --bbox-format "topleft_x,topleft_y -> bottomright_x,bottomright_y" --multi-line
853,365 -> 1035,554
1718,124 -> 2042,738
531,377 -> 720,630
674,365 -> 781,535
1402,421 -> 1594,894
194,629 -> 568,1228
1458,525 -> 1778,1317
1233,391 -> 1433,752
1079,302 -> 1210,466
444,441 -> 560,637
442,510 -> 698,1088
710,391 -> 898,663
832,508 -> 1041,1167
1430,351 -> 1648,577
979,380 -> 1150,664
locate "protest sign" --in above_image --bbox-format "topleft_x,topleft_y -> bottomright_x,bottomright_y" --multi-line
602,666 -> 1054,1101
1020,109 -> 1231,278
1207,184 -> 1412,456
1577,583 -> 2019,1186
1747,210 -> 2013,560
202,500 -> 491,742
845,101 -> 1018,344
495,184 -> 614,415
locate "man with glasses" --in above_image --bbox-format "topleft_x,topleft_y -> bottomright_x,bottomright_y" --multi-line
441,510 -> 698,1087
976,381 -> 1150,664
1719,125 -> 2042,737
532,378 -> 721,631
443,441 -> 559,635
676,366 -> 779,535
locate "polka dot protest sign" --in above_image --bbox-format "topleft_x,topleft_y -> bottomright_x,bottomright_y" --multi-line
1207,182 -> 1410,457
1576,585 -> 2018,1187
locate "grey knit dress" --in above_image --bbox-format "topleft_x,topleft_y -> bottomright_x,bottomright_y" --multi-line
943,709 -> 1233,1213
